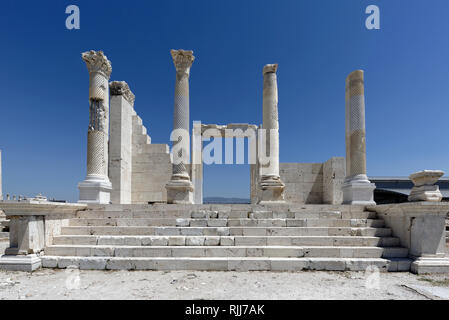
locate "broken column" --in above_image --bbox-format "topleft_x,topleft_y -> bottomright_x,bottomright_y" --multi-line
408,170 -> 444,202
165,49 -> 194,204
342,70 -> 376,205
258,64 -> 285,203
78,50 -> 113,204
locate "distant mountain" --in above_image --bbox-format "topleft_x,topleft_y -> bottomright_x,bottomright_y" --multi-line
203,197 -> 250,204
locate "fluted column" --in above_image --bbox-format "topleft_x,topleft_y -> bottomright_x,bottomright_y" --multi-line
166,49 -> 194,204
78,50 -> 113,204
342,70 -> 375,205
258,64 -> 285,203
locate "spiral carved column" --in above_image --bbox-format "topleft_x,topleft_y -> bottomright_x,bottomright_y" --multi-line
166,49 -> 194,204
342,70 -> 375,205
78,50 -> 113,204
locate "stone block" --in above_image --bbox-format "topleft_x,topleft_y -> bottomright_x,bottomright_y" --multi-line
186,237 -> 205,246
79,258 -> 107,270
204,236 -> 220,246
219,236 -> 235,246
168,236 -> 186,246
106,259 -> 134,270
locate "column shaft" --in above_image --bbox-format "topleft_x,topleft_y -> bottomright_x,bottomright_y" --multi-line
166,49 -> 195,204
346,70 -> 367,178
342,70 -> 375,205
258,64 -> 285,203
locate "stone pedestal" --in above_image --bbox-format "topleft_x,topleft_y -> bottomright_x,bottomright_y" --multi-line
408,170 -> 444,202
368,202 -> 449,274
343,70 -> 375,205
342,175 -> 376,205
258,64 -> 285,203
166,49 -> 195,204
0,201 -> 86,271
78,50 -> 112,204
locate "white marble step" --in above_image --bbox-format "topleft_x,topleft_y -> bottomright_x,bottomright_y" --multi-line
76,210 -> 377,220
44,245 -> 408,259
60,226 -> 392,237
52,235 -> 400,247
68,218 -> 385,228
41,256 -> 412,272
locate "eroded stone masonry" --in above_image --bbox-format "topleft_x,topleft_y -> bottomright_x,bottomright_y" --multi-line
0,50 -> 448,274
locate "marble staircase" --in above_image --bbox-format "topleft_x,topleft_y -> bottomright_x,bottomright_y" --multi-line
41,204 -> 412,271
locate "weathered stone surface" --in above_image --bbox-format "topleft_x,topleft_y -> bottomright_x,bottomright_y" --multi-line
408,170 -> 444,202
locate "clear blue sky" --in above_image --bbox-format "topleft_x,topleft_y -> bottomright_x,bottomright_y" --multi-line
0,0 -> 448,202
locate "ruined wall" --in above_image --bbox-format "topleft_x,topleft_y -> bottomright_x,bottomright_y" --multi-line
280,163 -> 323,204
131,115 -> 171,204
323,157 -> 345,204
279,157 -> 345,204
109,95 -> 133,204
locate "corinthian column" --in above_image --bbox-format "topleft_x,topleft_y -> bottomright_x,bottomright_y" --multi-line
342,70 -> 376,205
165,49 -> 194,204
78,50 -> 113,204
258,64 -> 285,203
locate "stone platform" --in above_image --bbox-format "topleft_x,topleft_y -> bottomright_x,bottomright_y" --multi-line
41,203 -> 412,272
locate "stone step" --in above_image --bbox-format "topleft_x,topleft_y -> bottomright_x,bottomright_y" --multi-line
41,256 -> 412,272
68,218 -> 385,228
60,226 -> 392,237
53,235 -> 400,247
44,245 -> 408,259
76,210 -> 376,220
0,232 -> 9,238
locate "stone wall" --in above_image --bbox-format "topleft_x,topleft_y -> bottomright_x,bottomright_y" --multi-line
130,115 -> 171,204
279,157 -> 345,204
109,95 -> 133,204
323,157 -> 345,204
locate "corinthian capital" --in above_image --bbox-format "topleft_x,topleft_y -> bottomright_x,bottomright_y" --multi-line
110,81 -> 135,106
263,64 -> 278,75
82,50 -> 112,78
171,49 -> 195,76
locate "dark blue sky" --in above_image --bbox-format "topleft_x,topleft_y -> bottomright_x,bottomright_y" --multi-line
0,0 -> 448,202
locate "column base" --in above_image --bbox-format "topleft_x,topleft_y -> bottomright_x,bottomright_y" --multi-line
342,175 -> 376,205
258,176 -> 285,204
0,254 -> 41,272
166,176 -> 194,204
408,185 -> 443,202
411,256 -> 449,274
78,175 -> 112,204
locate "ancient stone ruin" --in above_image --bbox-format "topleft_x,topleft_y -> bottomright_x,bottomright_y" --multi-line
0,50 -> 448,274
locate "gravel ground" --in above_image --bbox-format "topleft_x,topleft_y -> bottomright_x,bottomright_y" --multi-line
0,267 -> 448,300
0,240 -> 447,300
